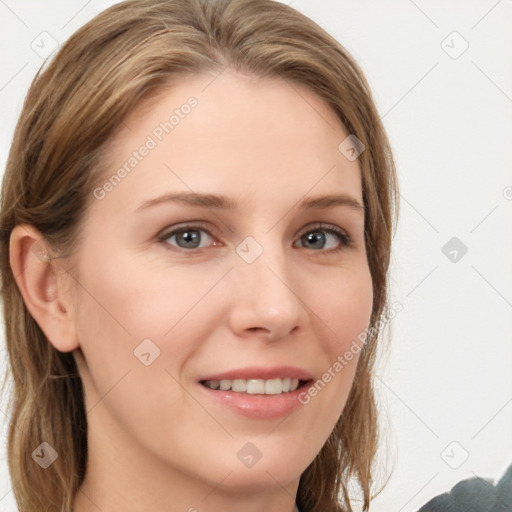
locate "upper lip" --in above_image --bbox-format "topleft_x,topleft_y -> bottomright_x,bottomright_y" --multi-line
198,366 -> 313,382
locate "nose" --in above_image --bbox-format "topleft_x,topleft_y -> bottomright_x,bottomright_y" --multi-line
227,241 -> 309,342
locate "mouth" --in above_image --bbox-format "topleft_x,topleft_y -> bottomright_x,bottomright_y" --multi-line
197,368 -> 314,419
199,378 -> 313,395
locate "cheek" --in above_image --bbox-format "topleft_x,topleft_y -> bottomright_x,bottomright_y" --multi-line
71,254 -> 229,444
75,247 -> 223,339
299,263 -> 373,421
315,263 -> 374,349
72,249 -> 230,396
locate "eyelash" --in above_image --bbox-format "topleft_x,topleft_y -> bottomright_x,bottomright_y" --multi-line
157,222 -> 354,254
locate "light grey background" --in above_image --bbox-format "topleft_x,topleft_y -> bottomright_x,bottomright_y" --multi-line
1,1 -> 511,511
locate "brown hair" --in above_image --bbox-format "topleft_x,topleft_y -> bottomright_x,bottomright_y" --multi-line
0,1 -> 398,511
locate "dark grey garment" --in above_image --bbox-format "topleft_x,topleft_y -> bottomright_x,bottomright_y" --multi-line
417,464 -> 512,512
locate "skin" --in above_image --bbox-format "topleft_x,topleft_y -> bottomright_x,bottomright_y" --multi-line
10,70 -> 373,512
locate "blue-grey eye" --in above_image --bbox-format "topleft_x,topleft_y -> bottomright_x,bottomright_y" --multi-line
163,227 -> 214,250
297,227 -> 351,251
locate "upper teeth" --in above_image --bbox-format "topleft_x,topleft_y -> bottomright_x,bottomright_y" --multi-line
203,378 -> 301,394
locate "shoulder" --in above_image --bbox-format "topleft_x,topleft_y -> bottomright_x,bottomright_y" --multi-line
417,463 -> 512,512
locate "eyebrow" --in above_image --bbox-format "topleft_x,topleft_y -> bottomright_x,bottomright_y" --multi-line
133,192 -> 366,213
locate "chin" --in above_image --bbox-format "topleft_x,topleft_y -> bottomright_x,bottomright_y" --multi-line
219,466 -> 302,494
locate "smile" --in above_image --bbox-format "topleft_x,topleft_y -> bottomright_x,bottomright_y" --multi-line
200,377 -> 307,394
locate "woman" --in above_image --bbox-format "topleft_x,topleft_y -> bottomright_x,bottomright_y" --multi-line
0,1 -> 398,511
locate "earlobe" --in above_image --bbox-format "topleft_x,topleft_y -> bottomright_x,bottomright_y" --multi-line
9,224 -> 79,353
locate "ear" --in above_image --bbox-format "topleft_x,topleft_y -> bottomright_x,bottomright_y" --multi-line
9,224 -> 79,353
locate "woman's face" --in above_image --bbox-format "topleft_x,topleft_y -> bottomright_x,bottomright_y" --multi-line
69,70 -> 373,501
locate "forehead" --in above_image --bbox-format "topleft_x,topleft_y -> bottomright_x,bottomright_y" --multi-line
92,70 -> 363,217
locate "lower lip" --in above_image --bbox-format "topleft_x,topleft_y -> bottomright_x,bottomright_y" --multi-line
197,381 -> 312,419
